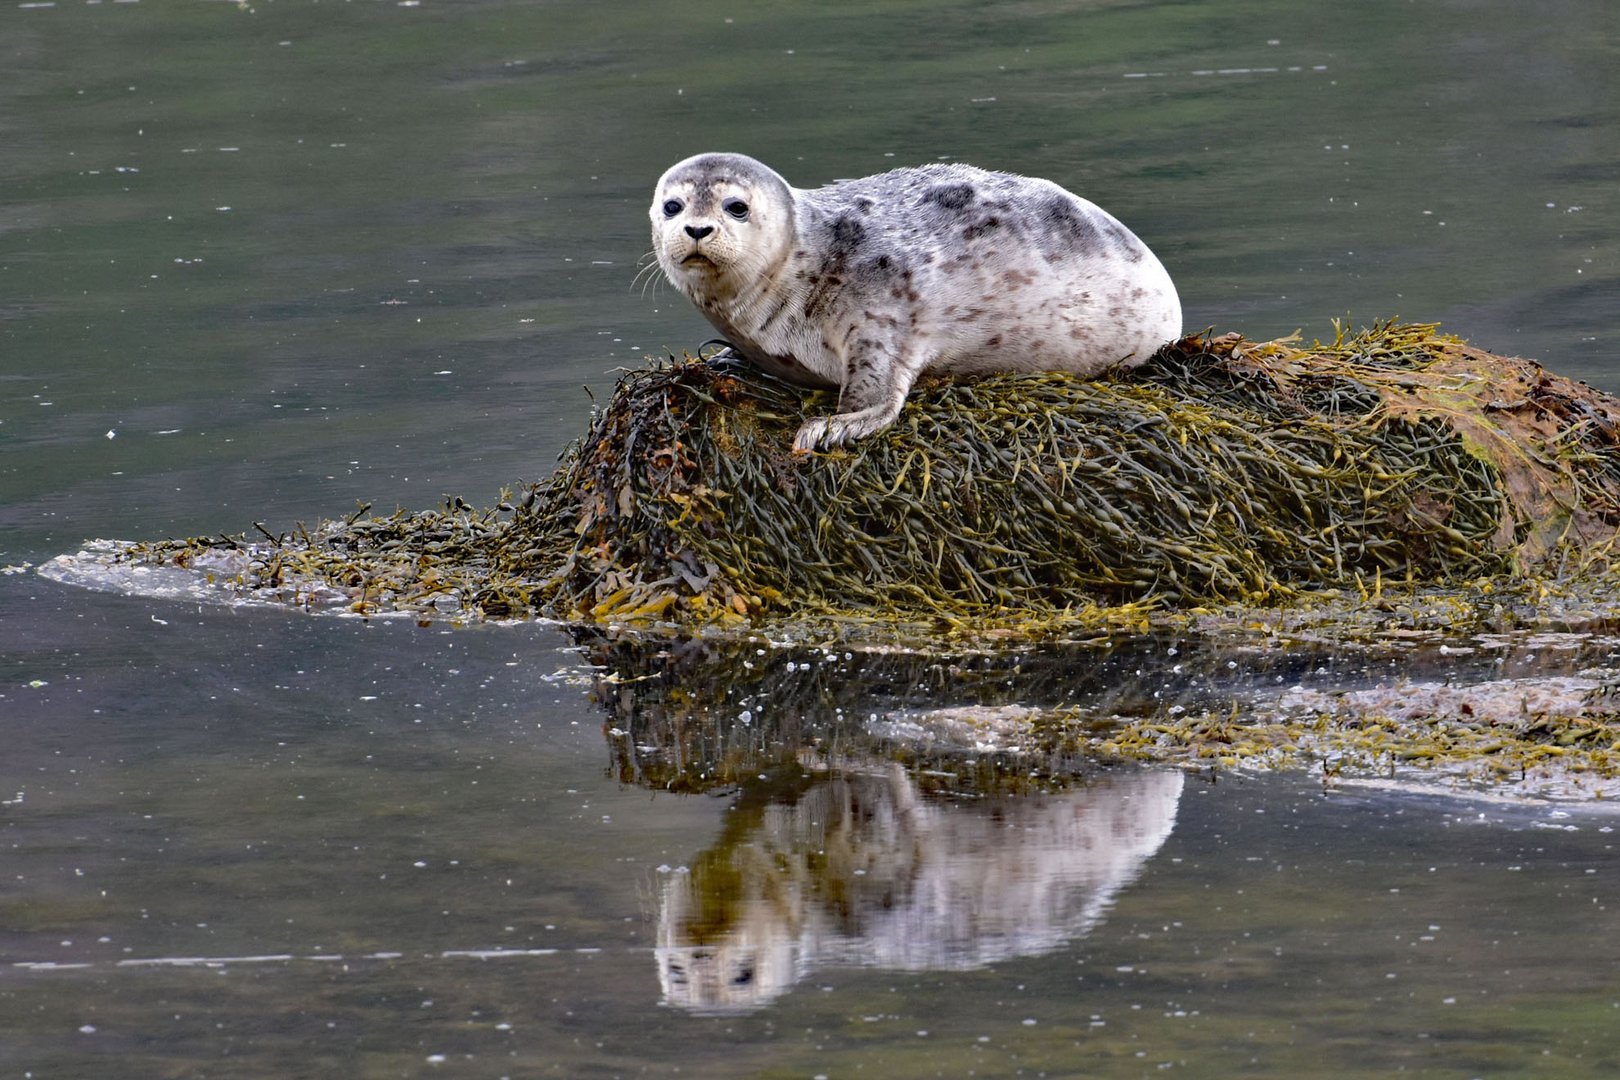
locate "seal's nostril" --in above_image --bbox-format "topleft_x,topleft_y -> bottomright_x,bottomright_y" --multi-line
684,225 -> 714,240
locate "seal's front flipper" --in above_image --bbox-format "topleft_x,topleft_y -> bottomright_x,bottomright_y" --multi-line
793,403 -> 906,452
794,339 -> 921,452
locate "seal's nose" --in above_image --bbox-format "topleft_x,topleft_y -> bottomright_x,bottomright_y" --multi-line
684,225 -> 714,240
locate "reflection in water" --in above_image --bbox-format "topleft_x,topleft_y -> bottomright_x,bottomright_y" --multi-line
569,626 -> 1620,1013
579,631 -> 1190,1012
584,627 -> 1330,798
655,767 -> 1183,1014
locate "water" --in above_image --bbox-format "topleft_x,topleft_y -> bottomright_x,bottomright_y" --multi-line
4,1 -> 1620,1075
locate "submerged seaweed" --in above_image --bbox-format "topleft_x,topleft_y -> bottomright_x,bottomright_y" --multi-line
578,630 -> 1620,801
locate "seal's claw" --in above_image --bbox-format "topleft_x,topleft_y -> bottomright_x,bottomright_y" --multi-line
792,418 -> 831,454
793,407 -> 897,452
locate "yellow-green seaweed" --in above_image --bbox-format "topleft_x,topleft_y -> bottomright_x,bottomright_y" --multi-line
120,325 -> 1620,794
129,321 -> 1620,639
534,322 -> 1620,629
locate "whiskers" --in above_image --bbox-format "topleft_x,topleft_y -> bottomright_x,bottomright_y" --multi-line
632,249 -> 667,300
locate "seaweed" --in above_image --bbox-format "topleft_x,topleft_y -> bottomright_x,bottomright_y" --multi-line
127,322 -> 1620,639
532,321 -> 1620,628
114,321 -> 1620,793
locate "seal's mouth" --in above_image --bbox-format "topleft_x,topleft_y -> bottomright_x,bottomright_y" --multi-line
680,252 -> 718,268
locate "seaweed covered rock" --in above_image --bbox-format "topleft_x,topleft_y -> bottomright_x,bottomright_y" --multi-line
536,323 -> 1620,625
126,323 -> 1620,630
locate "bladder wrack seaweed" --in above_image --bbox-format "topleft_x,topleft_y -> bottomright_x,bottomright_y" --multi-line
129,322 -> 1620,638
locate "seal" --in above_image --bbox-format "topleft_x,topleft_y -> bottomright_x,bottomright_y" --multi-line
649,152 -> 1182,451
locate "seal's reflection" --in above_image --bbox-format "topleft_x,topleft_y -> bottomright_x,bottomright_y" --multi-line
575,630 -> 1189,1013
655,766 -> 1183,1014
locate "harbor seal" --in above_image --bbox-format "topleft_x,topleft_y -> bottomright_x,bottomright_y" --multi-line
649,152 -> 1182,452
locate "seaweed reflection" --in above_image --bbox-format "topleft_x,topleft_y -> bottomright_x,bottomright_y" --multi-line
583,628 -> 1331,798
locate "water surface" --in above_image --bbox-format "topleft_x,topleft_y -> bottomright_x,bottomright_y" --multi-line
4,1 -> 1620,1076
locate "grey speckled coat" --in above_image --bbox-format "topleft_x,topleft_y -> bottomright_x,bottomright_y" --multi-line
651,153 -> 1181,451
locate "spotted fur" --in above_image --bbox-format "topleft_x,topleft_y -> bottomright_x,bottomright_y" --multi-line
650,153 -> 1182,451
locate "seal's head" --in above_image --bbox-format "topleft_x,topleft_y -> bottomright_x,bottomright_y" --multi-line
650,153 -> 795,307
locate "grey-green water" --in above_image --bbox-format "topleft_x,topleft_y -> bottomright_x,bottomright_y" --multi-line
4,1 -> 1620,1076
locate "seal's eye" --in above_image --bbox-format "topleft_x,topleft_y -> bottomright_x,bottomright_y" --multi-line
662,198 -> 684,217
722,198 -> 750,221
